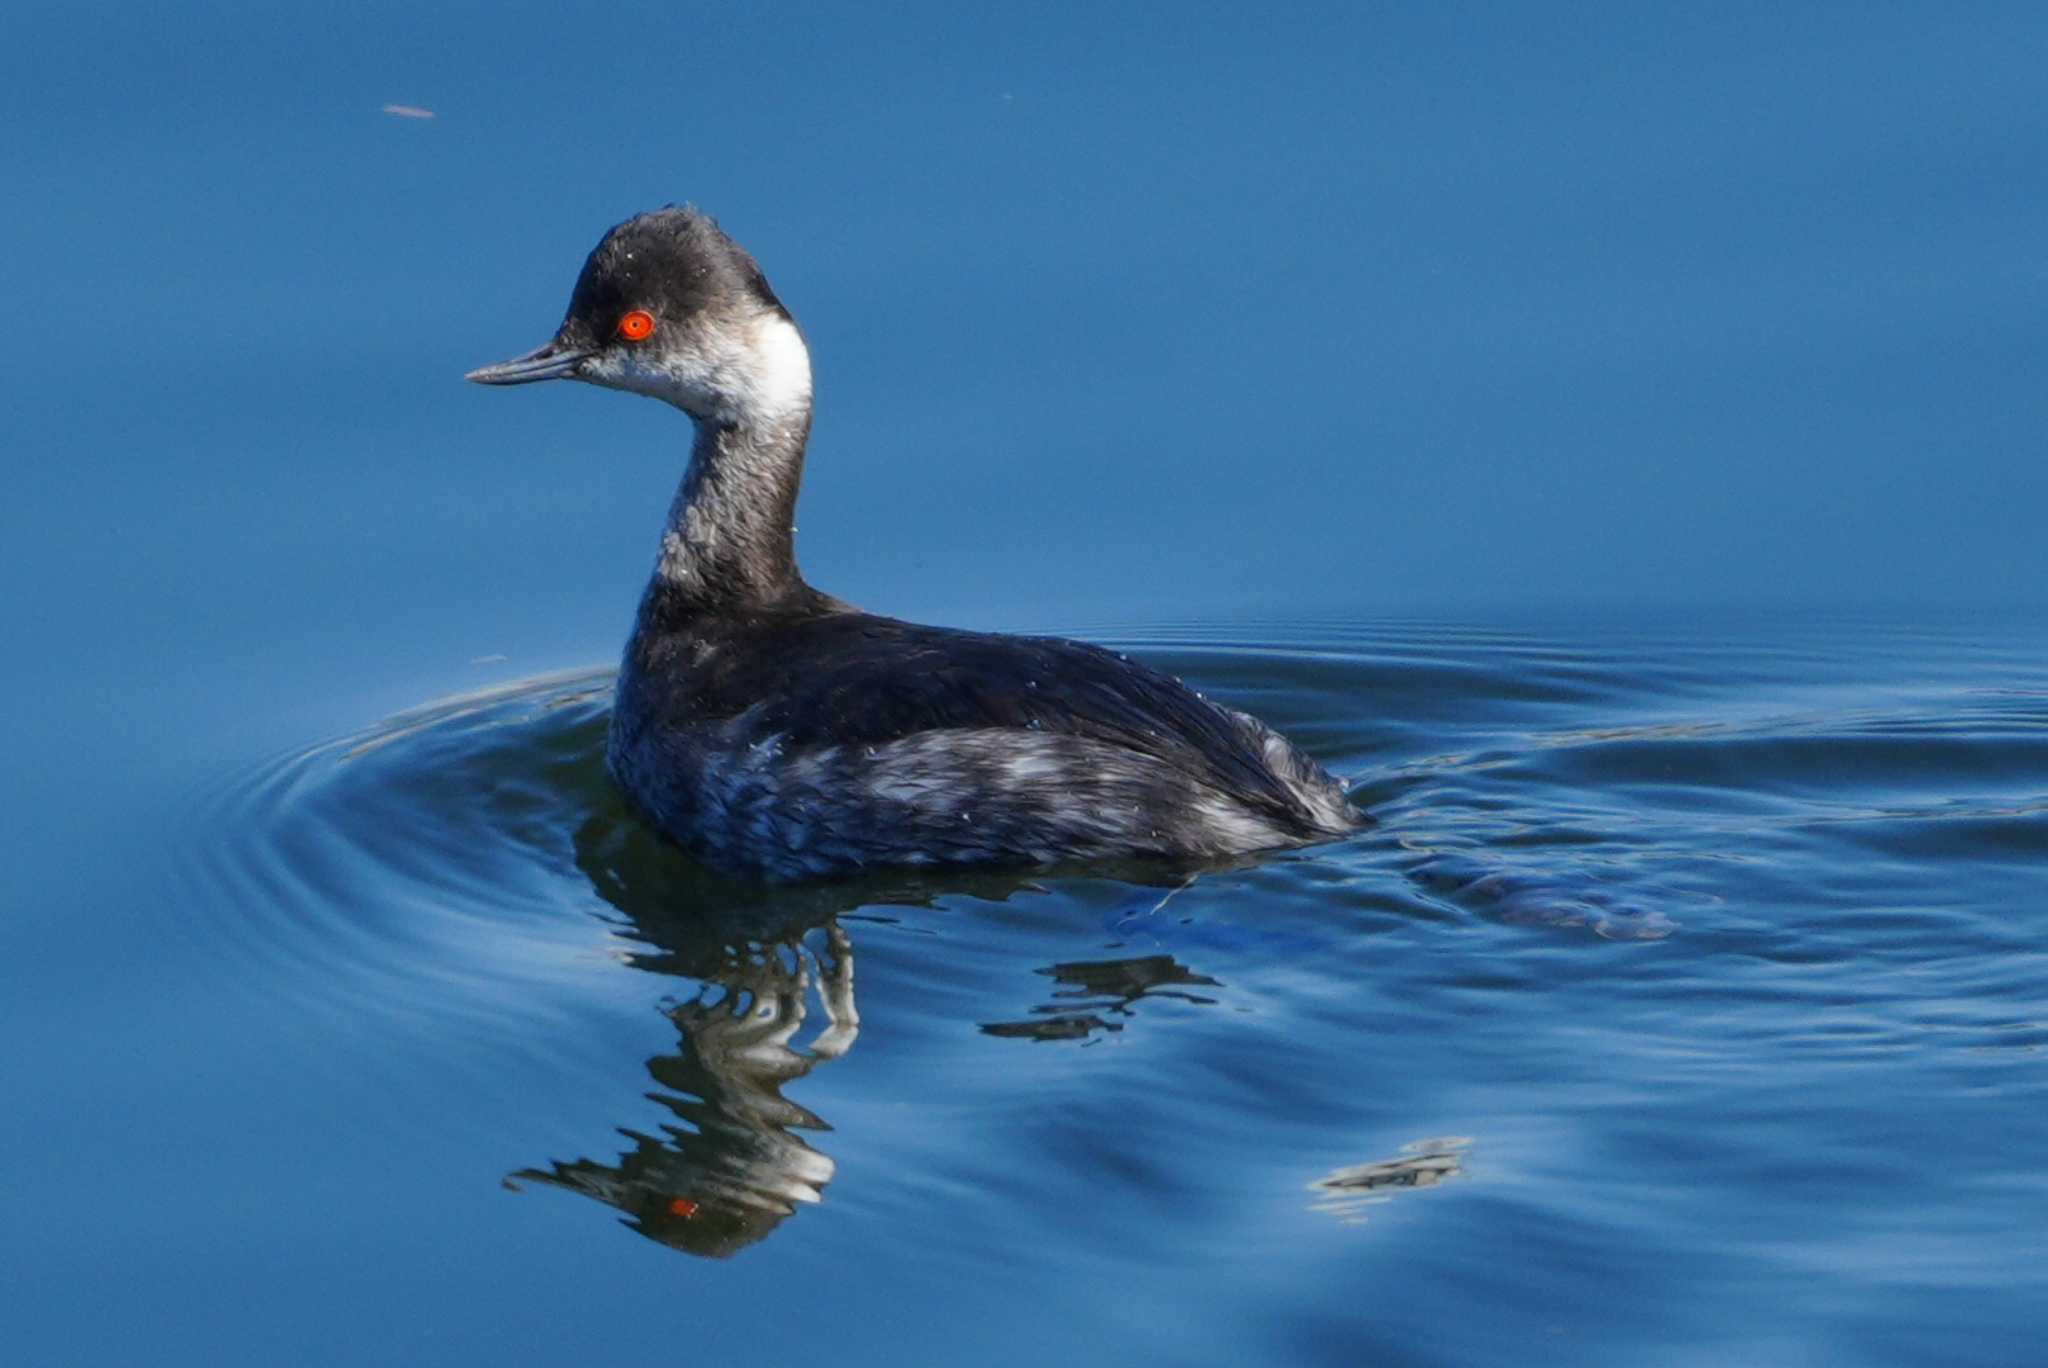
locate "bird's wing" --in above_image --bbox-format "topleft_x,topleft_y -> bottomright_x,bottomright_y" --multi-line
687,614 -> 1314,820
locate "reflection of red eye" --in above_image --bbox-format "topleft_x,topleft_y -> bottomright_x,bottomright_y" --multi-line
667,1197 -> 698,1219
618,310 -> 656,342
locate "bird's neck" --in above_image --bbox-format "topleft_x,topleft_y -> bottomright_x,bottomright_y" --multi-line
649,408 -> 814,612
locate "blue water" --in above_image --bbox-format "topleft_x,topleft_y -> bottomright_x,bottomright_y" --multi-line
5,4 -> 2047,1364
11,613 -> 2045,1364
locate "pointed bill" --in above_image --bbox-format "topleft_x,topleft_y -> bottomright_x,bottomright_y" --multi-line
465,341 -> 591,386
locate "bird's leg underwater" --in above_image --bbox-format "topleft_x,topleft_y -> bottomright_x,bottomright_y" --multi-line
1105,873 -> 1203,935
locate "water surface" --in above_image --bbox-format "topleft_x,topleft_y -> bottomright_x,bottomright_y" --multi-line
22,611 -> 2033,1364
6,4 -> 2047,1362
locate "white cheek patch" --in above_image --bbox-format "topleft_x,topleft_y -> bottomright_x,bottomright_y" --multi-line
581,314 -> 812,429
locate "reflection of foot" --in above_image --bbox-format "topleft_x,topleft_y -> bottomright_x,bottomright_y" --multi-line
811,923 -> 860,1060
978,953 -> 1221,1043
1412,853 -> 1681,940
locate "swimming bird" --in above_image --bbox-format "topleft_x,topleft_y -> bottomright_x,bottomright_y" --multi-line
468,207 -> 1361,880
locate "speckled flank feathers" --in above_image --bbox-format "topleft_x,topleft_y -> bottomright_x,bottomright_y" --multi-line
611,689 -> 1352,883
607,611 -> 1362,882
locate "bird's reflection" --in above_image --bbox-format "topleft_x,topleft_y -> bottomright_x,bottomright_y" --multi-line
512,810 -> 1220,1261
510,922 -> 856,1257
508,813 -> 873,1257
510,807 -> 1227,1257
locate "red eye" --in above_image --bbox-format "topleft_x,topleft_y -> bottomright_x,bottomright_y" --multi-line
618,310 -> 656,342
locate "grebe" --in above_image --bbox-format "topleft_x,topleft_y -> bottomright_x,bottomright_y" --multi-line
468,207 -> 1361,881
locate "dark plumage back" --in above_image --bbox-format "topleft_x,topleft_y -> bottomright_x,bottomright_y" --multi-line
622,611 -> 1358,840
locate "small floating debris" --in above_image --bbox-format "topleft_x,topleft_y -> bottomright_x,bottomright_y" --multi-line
381,104 -> 437,120
1308,1137 -> 1471,1223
